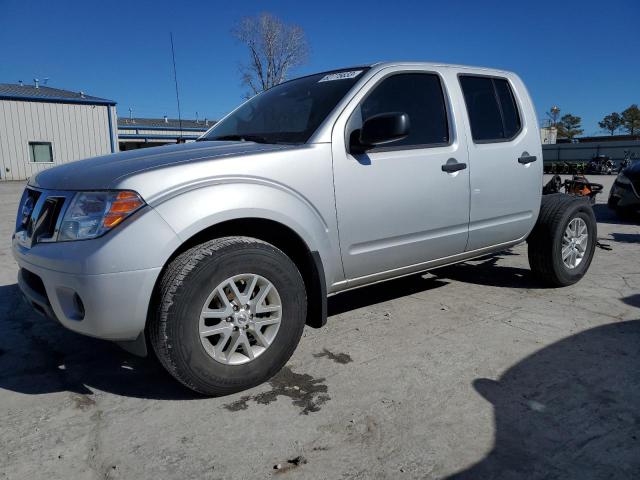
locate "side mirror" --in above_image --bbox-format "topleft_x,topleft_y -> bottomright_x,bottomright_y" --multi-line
350,112 -> 410,153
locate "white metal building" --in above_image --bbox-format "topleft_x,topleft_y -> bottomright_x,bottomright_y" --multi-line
0,83 -> 117,181
118,116 -> 211,151
540,126 -> 557,145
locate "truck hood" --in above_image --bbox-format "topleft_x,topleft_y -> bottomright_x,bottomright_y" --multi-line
29,141 -> 293,191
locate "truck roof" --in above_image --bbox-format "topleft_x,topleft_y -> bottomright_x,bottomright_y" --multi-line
279,62 -> 516,89
369,61 -> 514,75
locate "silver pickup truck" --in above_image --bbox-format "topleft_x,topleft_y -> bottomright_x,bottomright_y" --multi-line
13,62 -> 596,395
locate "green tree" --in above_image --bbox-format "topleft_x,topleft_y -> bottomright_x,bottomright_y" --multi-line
621,104 -> 640,136
556,114 -> 584,140
598,112 -> 623,135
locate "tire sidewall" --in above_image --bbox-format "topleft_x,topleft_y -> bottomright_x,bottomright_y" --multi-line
163,242 -> 306,393
552,206 -> 596,285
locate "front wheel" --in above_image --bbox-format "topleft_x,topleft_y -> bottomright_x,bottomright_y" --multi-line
527,195 -> 597,287
149,236 -> 307,395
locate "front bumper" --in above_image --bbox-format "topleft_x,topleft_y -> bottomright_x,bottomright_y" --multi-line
12,205 -> 181,341
16,261 -> 161,341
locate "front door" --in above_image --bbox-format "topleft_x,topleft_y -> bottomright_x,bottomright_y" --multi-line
332,69 -> 471,282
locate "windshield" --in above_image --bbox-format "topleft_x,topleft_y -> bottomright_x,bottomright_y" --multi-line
202,68 -> 369,144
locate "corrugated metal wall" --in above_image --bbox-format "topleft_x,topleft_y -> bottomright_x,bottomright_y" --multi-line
0,100 -> 117,181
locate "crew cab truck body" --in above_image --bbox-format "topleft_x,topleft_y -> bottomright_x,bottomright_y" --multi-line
13,62 -> 596,394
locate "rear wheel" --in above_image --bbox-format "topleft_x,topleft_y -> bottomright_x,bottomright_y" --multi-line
149,236 -> 307,395
527,195 -> 597,287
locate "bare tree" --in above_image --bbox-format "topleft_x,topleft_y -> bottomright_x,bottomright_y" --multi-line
232,13 -> 309,96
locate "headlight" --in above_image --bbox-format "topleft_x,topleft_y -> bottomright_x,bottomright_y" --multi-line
616,172 -> 632,185
58,190 -> 145,241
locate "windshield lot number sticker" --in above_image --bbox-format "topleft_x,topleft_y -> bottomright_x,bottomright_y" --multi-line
319,70 -> 363,82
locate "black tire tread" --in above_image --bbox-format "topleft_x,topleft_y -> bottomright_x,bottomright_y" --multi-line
149,236 -> 304,395
528,194 -> 571,282
527,194 -> 596,286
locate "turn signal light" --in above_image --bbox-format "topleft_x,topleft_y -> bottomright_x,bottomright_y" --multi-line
102,191 -> 145,228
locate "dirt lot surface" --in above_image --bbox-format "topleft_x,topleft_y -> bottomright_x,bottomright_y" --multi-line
1,175 -> 638,479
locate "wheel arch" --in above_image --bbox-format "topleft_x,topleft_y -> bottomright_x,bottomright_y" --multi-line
149,216 -> 328,331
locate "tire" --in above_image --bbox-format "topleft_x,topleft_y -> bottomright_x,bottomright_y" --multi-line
527,194 -> 597,287
149,236 -> 307,396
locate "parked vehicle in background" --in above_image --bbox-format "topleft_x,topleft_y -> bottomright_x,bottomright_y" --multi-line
618,150 -> 636,173
587,154 -> 615,175
12,62 -> 597,395
544,162 -> 587,175
609,160 -> 640,219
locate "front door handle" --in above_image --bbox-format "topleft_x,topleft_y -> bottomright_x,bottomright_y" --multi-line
441,161 -> 467,173
518,151 -> 537,164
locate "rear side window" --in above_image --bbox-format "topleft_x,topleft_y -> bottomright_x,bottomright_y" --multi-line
359,73 -> 449,148
459,76 -> 522,142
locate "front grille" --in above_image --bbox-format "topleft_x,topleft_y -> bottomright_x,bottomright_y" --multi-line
16,188 -> 40,231
32,197 -> 65,241
21,268 -> 47,298
15,188 -> 74,248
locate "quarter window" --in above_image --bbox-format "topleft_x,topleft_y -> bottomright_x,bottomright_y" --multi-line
358,73 -> 449,148
29,142 -> 53,163
459,76 -> 522,142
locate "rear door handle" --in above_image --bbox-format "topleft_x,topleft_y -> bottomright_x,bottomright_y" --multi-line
441,161 -> 467,173
518,152 -> 537,164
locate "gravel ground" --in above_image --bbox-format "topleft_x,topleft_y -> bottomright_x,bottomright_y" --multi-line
0,175 -> 638,479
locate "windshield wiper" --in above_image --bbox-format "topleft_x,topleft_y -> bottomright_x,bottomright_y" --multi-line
200,134 -> 271,144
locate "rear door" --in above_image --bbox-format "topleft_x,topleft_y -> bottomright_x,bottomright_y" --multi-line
458,73 -> 542,250
331,67 -> 471,283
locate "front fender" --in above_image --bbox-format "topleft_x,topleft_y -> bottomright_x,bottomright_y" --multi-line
151,180 -> 343,287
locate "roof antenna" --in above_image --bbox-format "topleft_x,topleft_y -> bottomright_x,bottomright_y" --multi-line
170,32 -> 183,142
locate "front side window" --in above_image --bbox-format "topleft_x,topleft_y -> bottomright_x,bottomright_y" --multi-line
29,142 -> 53,163
357,73 -> 449,148
459,75 -> 522,142
202,68 -> 369,145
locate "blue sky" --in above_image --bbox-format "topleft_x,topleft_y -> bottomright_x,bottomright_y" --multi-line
1,0 -> 638,135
